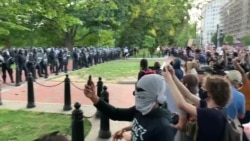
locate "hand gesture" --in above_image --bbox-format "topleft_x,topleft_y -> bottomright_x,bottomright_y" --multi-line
233,57 -> 240,62
167,65 -> 175,76
83,84 -> 96,99
162,65 -> 174,81
112,130 -> 124,141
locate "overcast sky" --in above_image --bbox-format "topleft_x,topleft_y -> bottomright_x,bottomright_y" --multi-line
189,0 -> 211,28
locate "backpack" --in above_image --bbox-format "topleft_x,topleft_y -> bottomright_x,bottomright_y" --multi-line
216,108 -> 242,141
222,116 -> 241,141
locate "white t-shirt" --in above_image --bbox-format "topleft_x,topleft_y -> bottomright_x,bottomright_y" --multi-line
164,82 -> 185,115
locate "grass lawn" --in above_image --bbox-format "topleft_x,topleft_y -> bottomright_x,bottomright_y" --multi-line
58,60 -> 161,83
0,110 -> 91,141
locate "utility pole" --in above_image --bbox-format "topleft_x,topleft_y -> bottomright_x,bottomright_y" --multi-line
217,24 -> 220,49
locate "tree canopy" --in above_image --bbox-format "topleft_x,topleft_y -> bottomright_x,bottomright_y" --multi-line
0,0 -> 194,50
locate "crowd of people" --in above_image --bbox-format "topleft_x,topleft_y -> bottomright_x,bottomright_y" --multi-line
82,45 -> 250,141
5,44 -> 250,141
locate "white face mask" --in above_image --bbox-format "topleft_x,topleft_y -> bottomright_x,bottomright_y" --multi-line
135,91 -> 157,115
135,74 -> 167,115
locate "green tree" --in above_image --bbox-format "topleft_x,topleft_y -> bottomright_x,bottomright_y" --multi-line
0,1 -> 30,48
116,0 -> 192,48
224,35 -> 234,45
242,35 -> 250,46
0,0 -> 193,49
175,23 -> 196,46
142,35 -> 156,58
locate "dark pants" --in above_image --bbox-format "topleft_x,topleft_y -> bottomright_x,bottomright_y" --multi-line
36,63 -> 43,77
72,58 -> 78,70
59,60 -> 63,72
41,62 -> 48,78
63,61 -> 68,73
239,111 -> 250,141
27,63 -> 36,79
2,63 -> 14,83
19,64 -> 28,81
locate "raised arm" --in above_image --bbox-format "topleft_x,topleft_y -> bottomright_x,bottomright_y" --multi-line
233,57 -> 248,83
223,48 -> 228,68
172,72 -> 200,106
163,66 -> 197,116
84,84 -> 135,121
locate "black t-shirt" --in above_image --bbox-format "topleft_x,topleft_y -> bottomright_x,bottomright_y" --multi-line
196,100 -> 226,141
95,100 -> 175,141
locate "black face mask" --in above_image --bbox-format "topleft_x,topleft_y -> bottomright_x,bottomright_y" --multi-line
199,88 -> 208,100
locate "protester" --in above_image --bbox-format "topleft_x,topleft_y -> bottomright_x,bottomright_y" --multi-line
224,70 -> 245,141
233,56 -> 250,141
170,58 -> 184,80
185,61 -> 199,75
163,64 -> 231,141
153,61 -> 162,75
224,70 -> 245,120
174,74 -> 199,141
84,74 -> 175,141
137,59 -> 156,80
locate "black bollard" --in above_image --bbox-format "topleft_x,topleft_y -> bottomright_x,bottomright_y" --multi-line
0,80 -> 2,105
27,73 -> 35,108
98,86 -> 111,138
63,74 -> 72,111
15,64 -> 20,86
72,102 -> 84,141
95,77 -> 103,118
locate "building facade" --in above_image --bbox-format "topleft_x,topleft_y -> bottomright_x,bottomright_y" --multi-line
201,0 -> 228,46
220,0 -> 250,40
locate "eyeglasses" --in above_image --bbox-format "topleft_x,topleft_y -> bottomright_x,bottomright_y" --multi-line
133,87 -> 145,96
136,87 -> 145,92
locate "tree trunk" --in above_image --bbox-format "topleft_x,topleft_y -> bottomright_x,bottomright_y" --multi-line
65,32 -> 74,51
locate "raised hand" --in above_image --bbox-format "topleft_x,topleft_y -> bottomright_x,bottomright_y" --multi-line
167,65 -> 175,76
162,65 -> 174,81
83,84 -> 96,99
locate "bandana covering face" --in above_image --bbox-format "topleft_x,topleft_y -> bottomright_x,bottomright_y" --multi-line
135,74 -> 166,115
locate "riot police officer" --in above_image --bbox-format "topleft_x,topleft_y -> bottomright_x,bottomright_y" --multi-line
36,48 -> 44,77
41,49 -> 48,78
62,48 -> 70,73
17,48 -> 28,82
58,49 -> 64,72
48,48 -> 58,74
2,50 -> 14,83
26,48 -> 37,79
72,47 -> 79,71
79,48 -> 85,68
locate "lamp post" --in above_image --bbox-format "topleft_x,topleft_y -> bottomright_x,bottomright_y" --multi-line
201,30 -> 203,48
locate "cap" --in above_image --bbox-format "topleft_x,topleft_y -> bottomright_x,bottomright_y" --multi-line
225,70 -> 242,83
